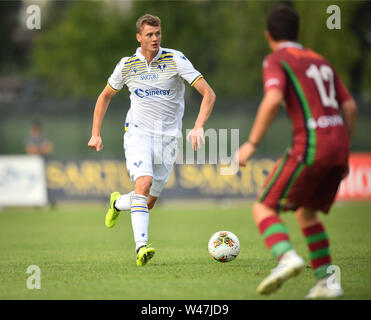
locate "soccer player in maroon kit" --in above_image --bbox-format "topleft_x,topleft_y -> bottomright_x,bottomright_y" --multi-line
236,5 -> 357,298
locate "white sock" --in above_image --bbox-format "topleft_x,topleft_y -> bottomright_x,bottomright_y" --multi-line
114,191 -> 134,211
130,194 -> 149,252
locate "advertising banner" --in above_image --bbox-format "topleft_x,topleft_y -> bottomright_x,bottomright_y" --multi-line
42,153 -> 371,203
337,153 -> 371,200
45,158 -> 276,201
0,155 -> 48,206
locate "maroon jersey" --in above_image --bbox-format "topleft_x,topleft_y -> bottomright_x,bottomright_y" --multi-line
263,42 -> 352,166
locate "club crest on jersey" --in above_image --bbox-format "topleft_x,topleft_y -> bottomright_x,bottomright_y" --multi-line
133,160 -> 143,168
157,64 -> 167,72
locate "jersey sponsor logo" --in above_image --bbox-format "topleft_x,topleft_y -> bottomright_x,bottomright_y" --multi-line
134,88 -> 171,98
265,78 -> 280,89
134,88 -> 145,98
139,73 -> 159,81
307,114 -> 344,130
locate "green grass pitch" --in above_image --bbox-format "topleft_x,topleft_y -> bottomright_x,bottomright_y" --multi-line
0,201 -> 370,300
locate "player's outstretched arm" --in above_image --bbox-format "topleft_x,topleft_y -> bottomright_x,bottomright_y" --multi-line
236,88 -> 283,166
88,85 -> 117,152
187,78 -> 216,151
340,98 -> 357,142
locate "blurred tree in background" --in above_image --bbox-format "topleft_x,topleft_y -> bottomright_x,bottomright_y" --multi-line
349,0 -> 371,99
1,0 -> 370,157
27,1 -> 286,98
30,1 -> 137,97
28,0 -> 371,100
0,0 -> 23,72
294,0 -> 364,98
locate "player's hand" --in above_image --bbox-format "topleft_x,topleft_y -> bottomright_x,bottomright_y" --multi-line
187,127 -> 205,151
342,162 -> 349,180
88,135 -> 103,151
235,141 -> 257,167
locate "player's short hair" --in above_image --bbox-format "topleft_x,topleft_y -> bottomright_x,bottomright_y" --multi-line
267,5 -> 299,41
136,14 -> 161,33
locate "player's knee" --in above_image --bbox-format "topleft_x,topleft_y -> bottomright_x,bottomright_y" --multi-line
252,202 -> 265,217
295,207 -> 319,226
135,176 -> 152,195
252,202 -> 277,225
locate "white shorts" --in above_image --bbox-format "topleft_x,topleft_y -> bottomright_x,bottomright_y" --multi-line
123,126 -> 178,197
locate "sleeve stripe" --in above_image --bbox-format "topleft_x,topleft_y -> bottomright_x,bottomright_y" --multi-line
191,74 -> 204,86
125,57 -> 140,65
107,82 -> 119,92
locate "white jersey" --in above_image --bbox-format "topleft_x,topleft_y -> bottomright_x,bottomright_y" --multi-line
108,47 -> 203,137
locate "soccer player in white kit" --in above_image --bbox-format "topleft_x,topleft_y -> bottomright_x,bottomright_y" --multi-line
88,14 -> 216,266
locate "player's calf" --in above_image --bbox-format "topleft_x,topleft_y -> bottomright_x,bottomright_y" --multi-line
301,222 -> 341,298
130,194 -> 150,254
254,205 -> 303,294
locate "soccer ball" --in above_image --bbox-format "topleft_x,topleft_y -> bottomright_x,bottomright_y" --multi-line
208,231 -> 240,262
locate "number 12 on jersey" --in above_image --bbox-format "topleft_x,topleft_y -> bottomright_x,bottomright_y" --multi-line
306,64 -> 339,110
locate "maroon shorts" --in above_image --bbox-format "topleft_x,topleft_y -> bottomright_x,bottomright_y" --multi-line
257,151 -> 347,214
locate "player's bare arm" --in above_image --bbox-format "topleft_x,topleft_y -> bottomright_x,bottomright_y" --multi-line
88,85 -> 117,151
187,78 -> 216,151
340,98 -> 357,141
339,97 -> 357,179
236,88 -> 283,166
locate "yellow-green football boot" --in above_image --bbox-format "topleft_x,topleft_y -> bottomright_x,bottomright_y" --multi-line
136,245 -> 155,266
105,192 -> 121,228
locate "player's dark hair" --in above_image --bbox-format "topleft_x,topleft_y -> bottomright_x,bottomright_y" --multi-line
136,14 -> 161,33
267,5 -> 299,41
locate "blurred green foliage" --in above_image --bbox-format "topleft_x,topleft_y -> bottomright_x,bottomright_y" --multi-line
1,0 -> 370,157
0,0 -> 23,72
29,0 -> 371,99
31,1 -> 137,97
